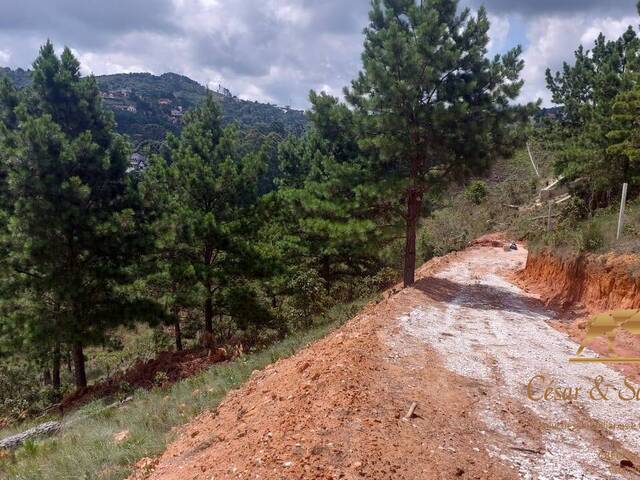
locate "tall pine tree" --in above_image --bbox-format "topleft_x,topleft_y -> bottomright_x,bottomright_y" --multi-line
141,93 -> 267,340
346,0 -> 528,286
0,42 -> 162,389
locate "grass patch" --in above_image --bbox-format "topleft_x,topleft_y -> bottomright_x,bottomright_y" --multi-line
528,199 -> 640,256
0,297 -> 371,480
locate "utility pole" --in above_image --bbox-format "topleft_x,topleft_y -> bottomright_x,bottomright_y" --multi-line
527,142 -> 540,177
617,182 -> 629,240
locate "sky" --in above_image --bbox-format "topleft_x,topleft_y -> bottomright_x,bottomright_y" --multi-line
0,0 -> 638,109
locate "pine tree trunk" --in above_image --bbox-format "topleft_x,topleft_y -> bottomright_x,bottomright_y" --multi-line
66,350 -> 72,373
71,342 -> 87,390
204,297 -> 213,335
52,343 -> 61,391
403,188 -> 421,287
174,319 -> 183,351
43,368 -> 52,386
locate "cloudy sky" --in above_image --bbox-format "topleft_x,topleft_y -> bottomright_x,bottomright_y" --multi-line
0,0 -> 638,109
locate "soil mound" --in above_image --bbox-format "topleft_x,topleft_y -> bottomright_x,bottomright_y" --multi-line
128,250 -> 513,480
60,348 -> 229,412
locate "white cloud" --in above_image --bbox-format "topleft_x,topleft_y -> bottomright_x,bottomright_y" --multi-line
579,16 -> 638,45
520,14 -> 638,105
1,0 -> 638,110
488,14 -> 510,53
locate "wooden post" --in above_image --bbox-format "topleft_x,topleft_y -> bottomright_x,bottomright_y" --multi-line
527,142 -> 540,177
617,183 -> 629,240
547,201 -> 552,232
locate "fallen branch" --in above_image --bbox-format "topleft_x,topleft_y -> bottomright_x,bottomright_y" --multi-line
503,204 -> 521,210
509,446 -> 542,455
403,402 -> 418,420
528,214 -> 561,221
0,421 -> 61,450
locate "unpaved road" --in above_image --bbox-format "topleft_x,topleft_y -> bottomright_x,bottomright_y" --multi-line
132,244 -> 640,480
397,245 -> 640,479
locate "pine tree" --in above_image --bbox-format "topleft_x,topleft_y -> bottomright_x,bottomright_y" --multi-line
261,91 -> 389,305
345,0 -> 527,286
607,81 -> 640,188
0,42 -> 162,389
545,25 -> 640,202
143,93 -> 267,340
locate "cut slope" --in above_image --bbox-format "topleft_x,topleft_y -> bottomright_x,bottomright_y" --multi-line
130,242 -> 640,480
129,251 -> 514,480
517,249 -> 640,379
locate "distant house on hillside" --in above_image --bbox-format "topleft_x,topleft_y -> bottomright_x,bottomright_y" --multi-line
112,104 -> 137,113
158,98 -> 172,105
538,107 -> 563,121
129,152 -> 148,172
112,88 -> 131,98
216,84 -> 233,98
170,106 -> 184,117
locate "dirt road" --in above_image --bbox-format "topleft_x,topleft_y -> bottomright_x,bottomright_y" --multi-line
131,243 -> 640,480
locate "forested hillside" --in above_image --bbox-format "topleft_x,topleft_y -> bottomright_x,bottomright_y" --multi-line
3,1 -> 640,478
0,1 -> 530,437
0,68 -> 30,89
527,20 -> 640,254
0,68 -> 307,145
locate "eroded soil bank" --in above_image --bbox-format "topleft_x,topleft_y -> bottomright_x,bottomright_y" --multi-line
517,249 -> 640,379
517,250 -> 640,312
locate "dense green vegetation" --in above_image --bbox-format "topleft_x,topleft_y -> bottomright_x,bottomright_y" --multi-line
7,0 -> 640,476
0,43 -> 380,414
0,297 -> 370,480
0,69 -> 30,89
0,69 -> 307,145
0,3 -> 535,475
527,3 -> 640,254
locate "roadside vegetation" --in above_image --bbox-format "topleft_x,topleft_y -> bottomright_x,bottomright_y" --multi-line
525,10 -> 640,256
0,0 -> 530,435
413,146 -> 550,263
0,296 -> 370,480
418,3 -> 640,262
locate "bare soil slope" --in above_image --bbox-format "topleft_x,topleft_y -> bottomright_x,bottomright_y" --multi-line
131,240 -> 640,480
518,250 -> 640,380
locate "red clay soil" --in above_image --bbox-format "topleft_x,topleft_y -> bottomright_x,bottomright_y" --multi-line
516,249 -> 640,379
60,348 -> 229,412
517,250 -> 640,312
129,249 -> 517,480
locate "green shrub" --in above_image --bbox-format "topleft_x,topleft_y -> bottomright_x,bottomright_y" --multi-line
464,180 -> 488,205
580,221 -> 605,252
282,269 -> 329,328
417,230 -> 436,262
353,267 -> 399,298
153,371 -> 169,387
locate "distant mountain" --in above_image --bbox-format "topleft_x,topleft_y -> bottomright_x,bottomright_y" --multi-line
0,68 -> 308,145
0,67 -> 30,88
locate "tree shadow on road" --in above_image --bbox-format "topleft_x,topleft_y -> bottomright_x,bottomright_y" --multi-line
413,276 -> 550,317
